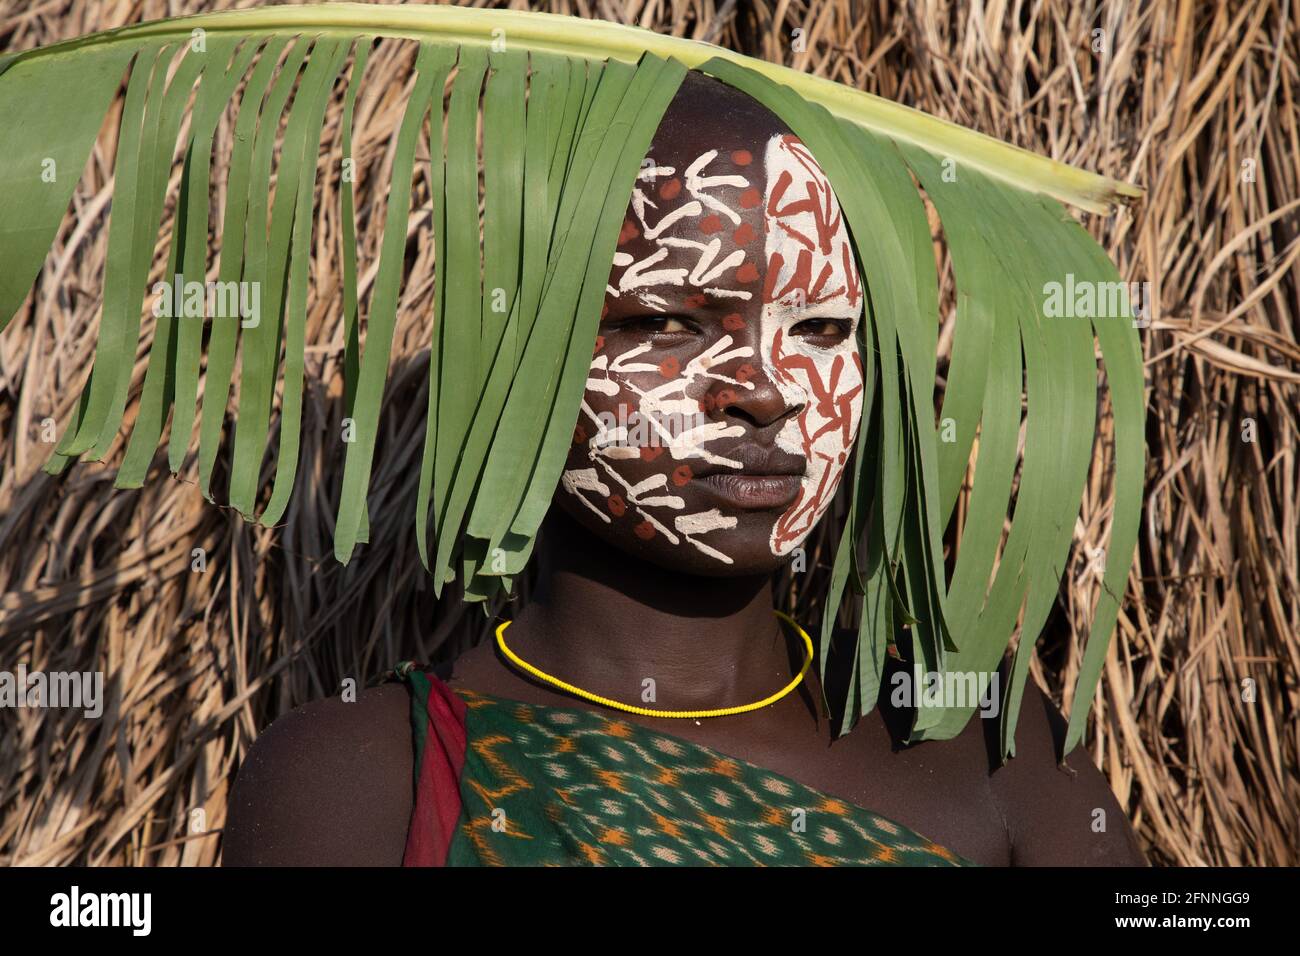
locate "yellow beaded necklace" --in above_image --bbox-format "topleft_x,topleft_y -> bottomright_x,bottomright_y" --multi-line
494,611 -> 814,719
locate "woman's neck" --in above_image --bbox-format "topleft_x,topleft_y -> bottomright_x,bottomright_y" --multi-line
503,511 -> 801,711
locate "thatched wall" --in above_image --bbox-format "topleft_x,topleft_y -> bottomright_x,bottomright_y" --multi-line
0,0 -> 1295,866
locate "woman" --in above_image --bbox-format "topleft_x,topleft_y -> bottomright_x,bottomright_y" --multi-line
222,71 -> 1144,867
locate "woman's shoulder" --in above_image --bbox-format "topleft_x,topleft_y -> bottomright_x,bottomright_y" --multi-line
983,681 -> 1148,865
836,640 -> 1146,866
222,678 -> 418,866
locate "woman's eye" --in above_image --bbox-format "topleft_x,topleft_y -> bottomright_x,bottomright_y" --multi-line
790,318 -> 852,341
631,315 -> 696,335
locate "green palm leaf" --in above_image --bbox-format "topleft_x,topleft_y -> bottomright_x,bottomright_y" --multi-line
0,3 -> 1145,758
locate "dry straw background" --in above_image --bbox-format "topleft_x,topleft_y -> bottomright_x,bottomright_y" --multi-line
0,0 -> 1296,867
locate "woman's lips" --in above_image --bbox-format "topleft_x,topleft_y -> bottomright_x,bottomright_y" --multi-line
698,473 -> 802,510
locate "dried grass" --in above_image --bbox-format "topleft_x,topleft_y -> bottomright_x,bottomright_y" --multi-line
0,0 -> 1295,867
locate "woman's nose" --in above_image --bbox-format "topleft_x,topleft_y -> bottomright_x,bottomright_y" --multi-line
701,357 -> 801,429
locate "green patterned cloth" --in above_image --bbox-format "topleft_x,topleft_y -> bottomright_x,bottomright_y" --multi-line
407,676 -> 974,867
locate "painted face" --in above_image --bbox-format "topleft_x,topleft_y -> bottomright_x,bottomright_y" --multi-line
555,120 -> 864,576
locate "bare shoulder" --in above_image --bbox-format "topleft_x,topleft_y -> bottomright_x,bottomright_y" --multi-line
222,681 -> 414,866
988,682 -> 1148,866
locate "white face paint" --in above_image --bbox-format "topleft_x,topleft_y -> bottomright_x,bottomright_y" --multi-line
758,135 -> 864,555
561,132 -> 863,568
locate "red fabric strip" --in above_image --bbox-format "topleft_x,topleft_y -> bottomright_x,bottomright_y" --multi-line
402,673 -> 468,867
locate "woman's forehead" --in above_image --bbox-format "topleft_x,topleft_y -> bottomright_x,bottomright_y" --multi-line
607,129 -> 860,317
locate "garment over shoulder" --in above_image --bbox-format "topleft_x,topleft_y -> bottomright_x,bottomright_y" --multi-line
388,662 -> 972,867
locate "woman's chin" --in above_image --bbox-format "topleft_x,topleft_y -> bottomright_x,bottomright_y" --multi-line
645,549 -> 788,578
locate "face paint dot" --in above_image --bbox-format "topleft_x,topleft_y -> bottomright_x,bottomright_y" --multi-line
739,187 -> 761,208
593,334 -> 605,354
733,222 -> 756,245
731,149 -> 753,166
735,262 -> 759,284
608,495 -> 627,517
573,425 -> 588,445
698,393 -> 715,413
634,521 -> 656,540
671,465 -> 693,486
618,219 -> 639,245
658,356 -> 680,377
639,445 -> 665,462
659,178 -> 682,200
735,363 -> 756,382
837,452 -> 846,464
722,313 -> 746,332
684,293 -> 707,308
699,213 -> 723,234
716,388 -> 737,408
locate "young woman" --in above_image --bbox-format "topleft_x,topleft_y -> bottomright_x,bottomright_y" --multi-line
222,71 -> 1145,867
